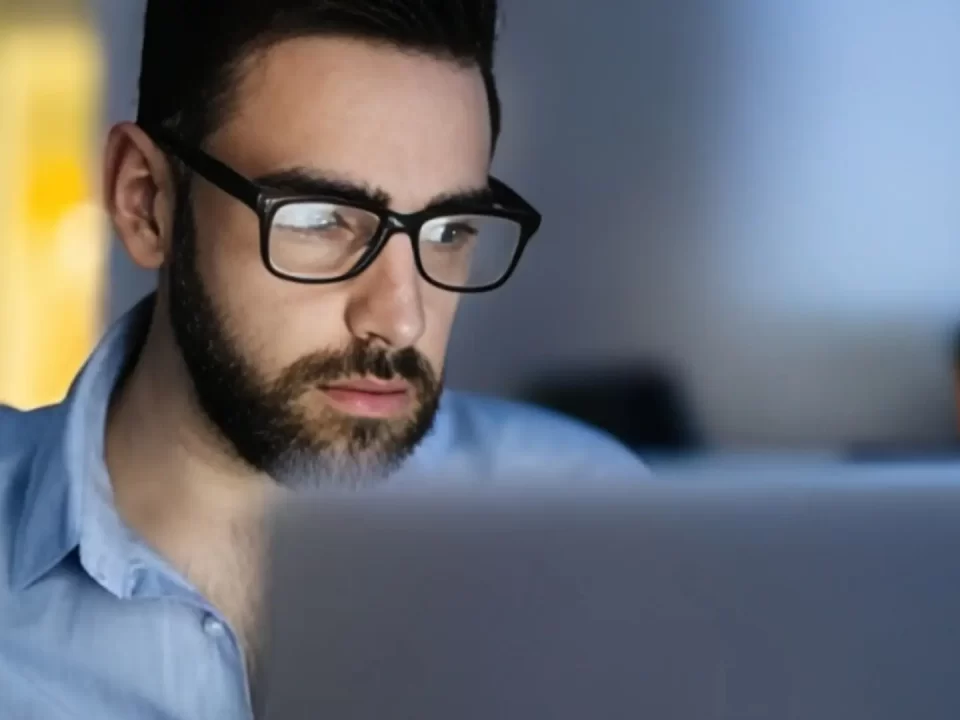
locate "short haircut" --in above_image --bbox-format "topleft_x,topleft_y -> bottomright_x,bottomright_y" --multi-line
137,0 -> 501,147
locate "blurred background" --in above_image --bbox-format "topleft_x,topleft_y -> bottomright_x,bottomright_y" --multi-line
4,0 -> 960,460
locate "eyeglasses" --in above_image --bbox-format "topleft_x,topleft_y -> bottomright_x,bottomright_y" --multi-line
140,125 -> 542,293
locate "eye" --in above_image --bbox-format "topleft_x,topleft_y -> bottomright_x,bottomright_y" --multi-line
272,203 -> 361,244
284,208 -> 344,232
313,211 -> 349,232
425,221 -> 479,246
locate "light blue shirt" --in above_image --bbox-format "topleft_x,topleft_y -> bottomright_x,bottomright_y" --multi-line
0,297 -> 644,719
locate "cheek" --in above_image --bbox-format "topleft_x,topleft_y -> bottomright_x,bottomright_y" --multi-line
419,288 -> 460,371
189,184 -> 264,297
189,194 -> 353,372
192,196 -> 270,329
257,291 -> 353,372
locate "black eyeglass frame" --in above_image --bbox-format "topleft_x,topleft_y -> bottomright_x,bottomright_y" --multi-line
140,124 -> 542,293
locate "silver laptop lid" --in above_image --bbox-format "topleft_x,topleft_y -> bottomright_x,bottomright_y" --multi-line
261,472 -> 960,719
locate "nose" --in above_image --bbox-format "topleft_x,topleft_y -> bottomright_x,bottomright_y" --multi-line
343,234 -> 426,349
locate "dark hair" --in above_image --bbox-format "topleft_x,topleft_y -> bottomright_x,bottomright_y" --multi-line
137,0 -> 501,148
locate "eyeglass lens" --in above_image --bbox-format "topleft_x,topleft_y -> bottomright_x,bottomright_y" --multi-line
268,202 -> 522,288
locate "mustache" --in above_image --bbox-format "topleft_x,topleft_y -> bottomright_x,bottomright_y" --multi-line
276,343 -> 437,393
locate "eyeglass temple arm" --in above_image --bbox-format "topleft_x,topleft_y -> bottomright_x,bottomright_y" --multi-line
142,126 -> 538,228
138,124 -> 261,210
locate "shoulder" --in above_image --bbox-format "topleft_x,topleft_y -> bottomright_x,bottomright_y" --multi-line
0,402 -> 56,455
435,391 -> 648,478
0,403 -> 58,522
0,404 -> 36,475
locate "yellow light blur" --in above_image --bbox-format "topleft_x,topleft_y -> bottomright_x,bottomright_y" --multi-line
0,8 -> 106,409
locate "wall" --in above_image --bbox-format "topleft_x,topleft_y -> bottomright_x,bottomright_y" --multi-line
96,0 -> 960,449
98,0 -> 155,321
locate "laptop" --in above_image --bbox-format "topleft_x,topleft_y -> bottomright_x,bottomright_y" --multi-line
259,468 -> 960,719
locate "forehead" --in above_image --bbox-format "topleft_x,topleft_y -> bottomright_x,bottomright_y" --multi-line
209,36 -> 493,212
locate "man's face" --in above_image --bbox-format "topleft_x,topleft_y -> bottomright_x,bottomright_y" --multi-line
166,37 -> 492,486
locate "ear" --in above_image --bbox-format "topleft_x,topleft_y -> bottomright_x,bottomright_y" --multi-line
102,122 -> 177,270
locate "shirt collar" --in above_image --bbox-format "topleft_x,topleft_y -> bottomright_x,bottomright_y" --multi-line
12,295 -> 155,593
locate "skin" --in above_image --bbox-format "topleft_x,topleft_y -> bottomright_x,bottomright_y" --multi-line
101,36 -> 492,675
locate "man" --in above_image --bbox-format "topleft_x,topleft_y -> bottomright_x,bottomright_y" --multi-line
0,1 -> 644,717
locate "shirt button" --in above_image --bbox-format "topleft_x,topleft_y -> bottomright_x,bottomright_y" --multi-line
129,568 -> 145,596
203,614 -> 226,637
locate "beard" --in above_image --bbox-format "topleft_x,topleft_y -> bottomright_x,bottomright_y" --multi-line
165,182 -> 442,488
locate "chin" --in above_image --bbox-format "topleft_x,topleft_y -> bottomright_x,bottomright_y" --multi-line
264,448 -> 398,489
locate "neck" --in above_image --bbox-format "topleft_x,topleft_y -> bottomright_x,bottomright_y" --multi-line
104,303 -> 281,574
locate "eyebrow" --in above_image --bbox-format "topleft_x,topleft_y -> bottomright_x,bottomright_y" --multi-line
253,167 -> 494,213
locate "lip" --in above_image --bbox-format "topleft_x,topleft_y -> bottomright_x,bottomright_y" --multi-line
318,379 -> 413,418
323,378 -> 412,394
